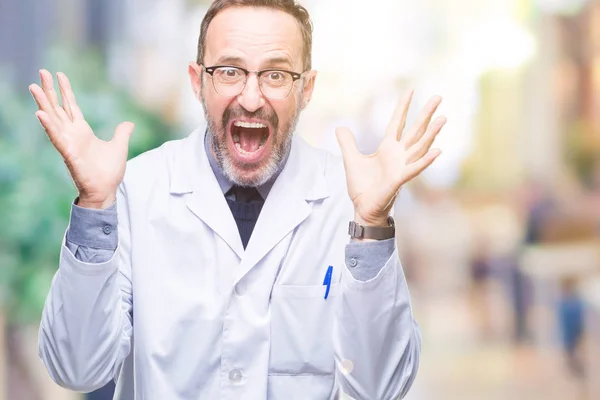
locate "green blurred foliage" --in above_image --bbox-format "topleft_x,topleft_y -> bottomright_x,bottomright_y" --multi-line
0,47 -> 177,325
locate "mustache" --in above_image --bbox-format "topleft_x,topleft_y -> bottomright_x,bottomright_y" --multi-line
221,105 -> 278,130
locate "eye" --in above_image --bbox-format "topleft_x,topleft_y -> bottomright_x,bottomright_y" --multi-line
223,68 -> 240,77
268,71 -> 284,81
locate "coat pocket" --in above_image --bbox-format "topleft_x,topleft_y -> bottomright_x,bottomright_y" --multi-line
269,283 -> 340,376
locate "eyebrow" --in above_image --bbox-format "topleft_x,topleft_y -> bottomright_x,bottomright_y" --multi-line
262,56 -> 293,68
212,55 -> 294,69
213,55 -> 245,65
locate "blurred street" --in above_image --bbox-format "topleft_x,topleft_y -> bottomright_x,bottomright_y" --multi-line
409,286 -> 585,400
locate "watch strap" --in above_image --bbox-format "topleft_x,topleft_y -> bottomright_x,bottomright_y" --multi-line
348,217 -> 395,240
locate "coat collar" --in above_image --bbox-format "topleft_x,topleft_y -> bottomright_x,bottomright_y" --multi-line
168,127 -> 331,265
169,128 -> 329,201
203,129 -> 286,200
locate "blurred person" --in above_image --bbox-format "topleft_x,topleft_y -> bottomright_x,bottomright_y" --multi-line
557,276 -> 585,378
512,180 -> 556,343
469,202 -> 525,342
29,1 -> 447,399
523,181 -> 555,244
469,240 -> 494,338
470,242 -> 491,285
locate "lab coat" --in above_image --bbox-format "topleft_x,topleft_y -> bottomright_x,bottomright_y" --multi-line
39,128 -> 421,399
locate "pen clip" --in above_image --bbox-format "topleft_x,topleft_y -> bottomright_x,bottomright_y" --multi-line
323,265 -> 333,300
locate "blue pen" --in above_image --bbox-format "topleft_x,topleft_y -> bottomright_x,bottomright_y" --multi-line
323,265 -> 333,300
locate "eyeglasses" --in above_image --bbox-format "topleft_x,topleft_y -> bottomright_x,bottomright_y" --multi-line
201,64 -> 304,100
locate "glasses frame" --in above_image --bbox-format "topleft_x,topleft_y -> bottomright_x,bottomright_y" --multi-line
201,64 -> 304,100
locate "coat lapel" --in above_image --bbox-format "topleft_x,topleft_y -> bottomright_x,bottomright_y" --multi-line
236,137 -> 330,283
169,129 -> 244,259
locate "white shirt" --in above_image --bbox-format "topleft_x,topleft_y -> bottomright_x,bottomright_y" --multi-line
39,128 -> 421,399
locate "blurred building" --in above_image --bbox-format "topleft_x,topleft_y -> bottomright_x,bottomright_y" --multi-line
0,0 -> 124,85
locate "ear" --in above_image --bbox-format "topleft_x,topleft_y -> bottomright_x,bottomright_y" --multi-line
300,70 -> 317,110
188,62 -> 203,99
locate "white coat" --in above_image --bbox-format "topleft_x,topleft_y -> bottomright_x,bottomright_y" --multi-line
38,128 -> 421,400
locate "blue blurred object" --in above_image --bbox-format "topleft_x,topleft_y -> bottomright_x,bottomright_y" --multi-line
557,290 -> 584,376
558,294 -> 584,351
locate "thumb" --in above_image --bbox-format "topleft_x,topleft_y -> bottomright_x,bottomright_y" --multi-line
335,126 -> 360,164
111,121 -> 134,154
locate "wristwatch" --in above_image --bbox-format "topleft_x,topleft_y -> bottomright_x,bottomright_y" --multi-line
348,216 -> 395,240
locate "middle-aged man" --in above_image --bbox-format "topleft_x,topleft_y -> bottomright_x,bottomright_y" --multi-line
30,1 -> 446,399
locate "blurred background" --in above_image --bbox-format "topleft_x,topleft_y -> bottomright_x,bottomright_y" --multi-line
1,0 -> 600,399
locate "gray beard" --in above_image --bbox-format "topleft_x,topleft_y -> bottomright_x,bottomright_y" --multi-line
201,99 -> 300,188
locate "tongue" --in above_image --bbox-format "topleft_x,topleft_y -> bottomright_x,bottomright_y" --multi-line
238,128 -> 263,153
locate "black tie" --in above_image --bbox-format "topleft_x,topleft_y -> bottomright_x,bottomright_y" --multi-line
231,186 -> 263,203
226,186 -> 264,249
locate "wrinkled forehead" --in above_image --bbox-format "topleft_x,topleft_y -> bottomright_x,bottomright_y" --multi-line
204,6 -> 304,71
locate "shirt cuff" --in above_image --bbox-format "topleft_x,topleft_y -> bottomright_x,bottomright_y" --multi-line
65,201 -> 118,250
345,238 -> 396,281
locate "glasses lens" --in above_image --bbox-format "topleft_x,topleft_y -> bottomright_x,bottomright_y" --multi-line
212,67 -> 246,96
260,71 -> 294,99
209,67 -> 296,99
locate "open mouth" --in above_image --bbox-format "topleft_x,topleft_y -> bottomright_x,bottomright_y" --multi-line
229,120 -> 271,161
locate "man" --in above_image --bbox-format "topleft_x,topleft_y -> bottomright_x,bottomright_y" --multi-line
30,1 -> 446,399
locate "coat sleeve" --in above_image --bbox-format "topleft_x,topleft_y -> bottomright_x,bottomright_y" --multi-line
38,184 -> 133,392
64,201 -> 118,264
333,246 -> 422,400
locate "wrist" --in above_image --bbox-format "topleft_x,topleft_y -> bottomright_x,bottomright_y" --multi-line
77,194 -> 116,210
349,216 -> 395,242
353,213 -> 390,227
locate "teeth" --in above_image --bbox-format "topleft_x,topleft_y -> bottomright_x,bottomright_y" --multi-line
232,133 -> 240,143
234,121 -> 267,129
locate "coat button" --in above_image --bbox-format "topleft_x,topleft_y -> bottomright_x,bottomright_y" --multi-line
348,258 -> 358,267
229,369 -> 244,383
102,225 -> 112,235
234,283 -> 247,296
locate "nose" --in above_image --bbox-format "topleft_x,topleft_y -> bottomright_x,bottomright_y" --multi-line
236,73 -> 266,113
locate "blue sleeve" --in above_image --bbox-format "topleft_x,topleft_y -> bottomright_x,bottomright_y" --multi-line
64,200 -> 118,264
344,238 -> 396,281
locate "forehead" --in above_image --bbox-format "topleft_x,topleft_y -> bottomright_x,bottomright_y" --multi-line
204,6 -> 304,68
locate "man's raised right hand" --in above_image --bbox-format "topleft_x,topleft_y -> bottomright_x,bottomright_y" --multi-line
29,70 -> 134,209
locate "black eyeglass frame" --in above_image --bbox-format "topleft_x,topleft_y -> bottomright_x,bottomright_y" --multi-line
200,64 -> 305,99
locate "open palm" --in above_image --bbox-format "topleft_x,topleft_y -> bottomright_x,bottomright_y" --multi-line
29,70 -> 134,208
336,92 -> 446,226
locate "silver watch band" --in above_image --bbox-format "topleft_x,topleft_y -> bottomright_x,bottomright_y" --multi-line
348,217 -> 395,240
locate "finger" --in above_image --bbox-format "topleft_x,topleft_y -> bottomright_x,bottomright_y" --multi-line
40,69 -> 72,124
57,72 -> 74,121
29,84 -> 51,111
36,110 -> 64,150
57,72 -> 84,121
407,116 -> 446,163
385,90 -> 414,141
335,126 -> 361,166
40,69 -> 60,109
402,95 -> 442,148
111,122 -> 135,158
29,84 -> 62,128
400,148 -> 441,184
